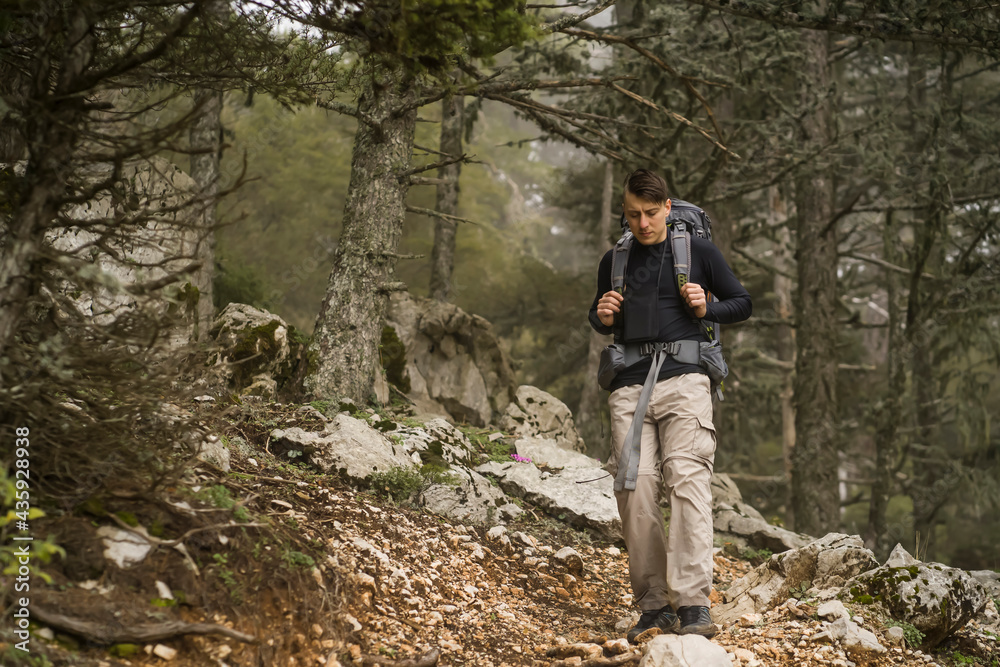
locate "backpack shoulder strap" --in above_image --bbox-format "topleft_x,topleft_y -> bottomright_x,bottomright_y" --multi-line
669,219 -> 719,343
610,231 -> 633,341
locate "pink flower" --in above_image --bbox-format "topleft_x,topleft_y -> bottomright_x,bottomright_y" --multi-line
510,453 -> 532,464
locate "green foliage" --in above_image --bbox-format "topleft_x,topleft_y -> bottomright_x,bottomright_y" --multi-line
0,468 -> 65,585
789,580 -> 812,601
950,651 -> 976,665
885,620 -> 925,648
281,549 -> 315,569
211,553 -> 241,602
367,465 -> 457,503
740,546 -> 773,563
195,485 -> 250,523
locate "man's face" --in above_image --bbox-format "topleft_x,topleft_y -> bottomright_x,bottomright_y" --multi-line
623,191 -> 671,245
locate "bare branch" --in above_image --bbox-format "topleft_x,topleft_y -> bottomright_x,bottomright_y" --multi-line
32,606 -> 257,645
843,253 -> 936,279
316,98 -> 378,128
406,206 -> 481,226
400,154 -> 475,179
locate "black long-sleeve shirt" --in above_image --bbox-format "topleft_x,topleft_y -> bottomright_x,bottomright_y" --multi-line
588,235 -> 752,391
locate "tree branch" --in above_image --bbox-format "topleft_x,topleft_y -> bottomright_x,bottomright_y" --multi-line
406,206 -> 481,226
843,253 -> 935,279
540,0 -> 616,33
32,606 -> 257,645
316,98 -> 378,128
681,0 -> 1000,55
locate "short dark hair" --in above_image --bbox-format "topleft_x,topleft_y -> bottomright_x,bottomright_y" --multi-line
622,169 -> 669,204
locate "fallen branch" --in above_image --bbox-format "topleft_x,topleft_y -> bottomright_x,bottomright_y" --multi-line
31,606 -> 257,645
362,648 -> 441,667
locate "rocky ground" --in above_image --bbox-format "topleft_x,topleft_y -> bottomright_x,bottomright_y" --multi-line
3,399 -> 998,667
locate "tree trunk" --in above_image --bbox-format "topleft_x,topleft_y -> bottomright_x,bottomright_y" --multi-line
576,159 -> 616,454
306,64 -> 417,404
769,187 -> 797,523
0,5 -> 93,370
790,20 -> 841,537
189,87 -> 222,341
429,93 -> 464,302
865,209 -> 904,559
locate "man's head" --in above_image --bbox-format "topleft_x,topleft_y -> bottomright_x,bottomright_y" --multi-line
622,169 -> 672,245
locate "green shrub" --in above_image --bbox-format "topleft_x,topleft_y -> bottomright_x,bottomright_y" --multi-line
885,620 -> 925,648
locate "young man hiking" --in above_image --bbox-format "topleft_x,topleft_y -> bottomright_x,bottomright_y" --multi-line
588,169 -> 752,641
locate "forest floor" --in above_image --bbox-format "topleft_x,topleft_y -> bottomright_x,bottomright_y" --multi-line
3,400 -> 998,667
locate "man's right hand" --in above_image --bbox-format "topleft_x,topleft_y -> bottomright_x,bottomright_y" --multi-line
596,290 -> 624,327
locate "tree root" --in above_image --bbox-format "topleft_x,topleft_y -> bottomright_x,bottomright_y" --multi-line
32,606 -> 257,645
361,648 -> 441,667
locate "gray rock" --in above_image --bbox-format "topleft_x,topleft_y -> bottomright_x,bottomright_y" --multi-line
391,418 -> 476,467
499,385 -> 585,452
885,626 -> 906,646
817,600 -> 851,621
969,570 -> 1000,599
811,617 -> 886,656
476,459 -> 620,541
209,303 -> 302,398
711,473 -> 813,554
196,435 -> 230,472
639,634 -> 732,667
842,558 -> 991,647
270,414 -> 415,480
385,293 -> 517,426
97,526 -> 152,569
418,468 -> 521,524
885,543 -> 920,568
714,533 -> 879,625
514,437 -> 601,470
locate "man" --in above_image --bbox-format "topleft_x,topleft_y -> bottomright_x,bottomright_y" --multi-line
589,169 -> 751,641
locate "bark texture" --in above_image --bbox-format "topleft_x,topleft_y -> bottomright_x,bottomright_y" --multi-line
865,209 -> 903,559
189,87 -> 223,341
429,94 -> 464,302
790,22 -> 841,537
306,64 -> 418,404
577,159 -> 616,454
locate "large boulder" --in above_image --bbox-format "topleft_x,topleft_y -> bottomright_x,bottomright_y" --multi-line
841,544 -> 991,647
384,292 -> 517,426
389,417 -> 476,468
418,468 -> 522,525
499,385 -> 585,452
208,303 -> 304,399
713,533 -> 879,625
269,414 -> 416,480
711,473 -> 813,553
476,438 -> 619,541
639,635 -> 732,667
48,157 -> 202,348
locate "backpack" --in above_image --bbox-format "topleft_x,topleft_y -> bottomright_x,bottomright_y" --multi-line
602,199 -> 729,400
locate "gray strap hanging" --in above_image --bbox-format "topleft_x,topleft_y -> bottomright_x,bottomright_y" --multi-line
613,343 -> 669,492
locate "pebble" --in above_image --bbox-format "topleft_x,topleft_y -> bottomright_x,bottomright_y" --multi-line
152,645 -> 177,660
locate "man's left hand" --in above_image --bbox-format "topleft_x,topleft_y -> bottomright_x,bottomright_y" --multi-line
680,283 -> 708,319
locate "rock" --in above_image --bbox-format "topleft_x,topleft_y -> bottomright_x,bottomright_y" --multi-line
514,437 -> 600,470
711,473 -> 813,554
817,600 -> 851,621
390,418 -> 476,467
616,613 -> 640,634
152,644 -> 178,660
842,557 -> 991,647
713,533 -> 879,625
604,638 -> 631,655
885,626 -> 906,646
553,547 -> 584,575
270,414 -> 415,480
969,570 -> 1000,599
810,617 -> 886,656
639,634 -> 732,667
499,385 -> 585,452
738,613 -> 762,627
546,643 -> 603,660
208,304 -> 304,398
884,543 -> 920,568
476,458 -> 620,541
49,157 -> 202,349
418,468 -> 522,524
732,648 -> 755,663
384,293 -> 517,426
96,526 -> 152,569
196,434 -> 230,472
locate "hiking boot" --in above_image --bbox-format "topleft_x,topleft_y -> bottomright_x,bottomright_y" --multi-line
626,604 -> 679,642
677,605 -> 717,638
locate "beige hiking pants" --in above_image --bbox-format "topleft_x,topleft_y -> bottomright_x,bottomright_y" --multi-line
606,373 -> 716,610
